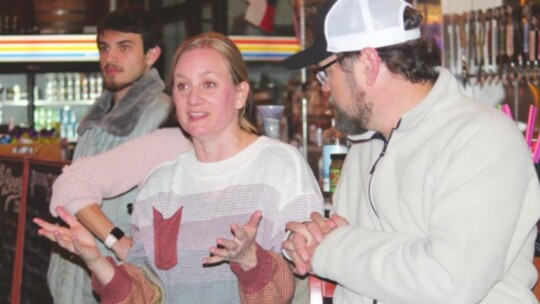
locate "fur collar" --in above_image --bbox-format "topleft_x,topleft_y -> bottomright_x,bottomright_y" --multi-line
77,68 -> 166,137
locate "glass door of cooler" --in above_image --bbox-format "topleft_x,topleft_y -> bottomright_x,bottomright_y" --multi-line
0,34 -> 100,142
0,73 -> 29,127
34,72 -> 103,142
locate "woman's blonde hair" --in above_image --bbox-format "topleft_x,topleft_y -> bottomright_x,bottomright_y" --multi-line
168,32 -> 258,134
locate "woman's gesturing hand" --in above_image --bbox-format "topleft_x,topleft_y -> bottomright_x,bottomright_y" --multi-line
203,210 -> 262,271
34,206 -> 101,264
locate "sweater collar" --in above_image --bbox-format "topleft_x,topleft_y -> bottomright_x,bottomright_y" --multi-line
77,68 -> 166,137
185,136 -> 271,178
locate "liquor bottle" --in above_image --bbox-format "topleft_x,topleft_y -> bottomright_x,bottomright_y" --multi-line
329,153 -> 346,193
321,117 -> 348,195
325,153 -> 346,218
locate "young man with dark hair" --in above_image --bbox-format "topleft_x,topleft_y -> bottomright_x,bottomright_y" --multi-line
47,7 -> 173,303
283,0 -> 540,303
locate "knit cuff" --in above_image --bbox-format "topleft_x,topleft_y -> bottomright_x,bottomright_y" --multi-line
91,257 -> 132,304
230,243 -> 273,294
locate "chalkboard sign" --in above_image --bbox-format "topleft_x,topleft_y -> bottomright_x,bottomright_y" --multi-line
0,158 -> 24,303
20,160 -> 64,304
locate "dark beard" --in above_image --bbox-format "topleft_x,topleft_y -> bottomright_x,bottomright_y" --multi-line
104,80 -> 132,92
333,72 -> 371,135
102,66 -> 144,93
335,106 -> 368,135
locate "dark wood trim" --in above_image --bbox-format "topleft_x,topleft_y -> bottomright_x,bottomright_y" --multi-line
186,0 -> 203,36
150,2 -> 200,24
151,0 -> 236,37
0,62 -> 99,74
212,0 -> 228,34
9,157 -> 28,304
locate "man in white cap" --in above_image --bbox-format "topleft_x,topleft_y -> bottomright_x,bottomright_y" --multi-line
282,0 -> 540,303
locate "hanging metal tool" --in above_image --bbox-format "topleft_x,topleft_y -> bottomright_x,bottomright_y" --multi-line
456,12 -> 468,86
477,9 -> 487,85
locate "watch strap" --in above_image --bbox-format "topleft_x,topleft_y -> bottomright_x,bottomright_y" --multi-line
104,227 -> 125,249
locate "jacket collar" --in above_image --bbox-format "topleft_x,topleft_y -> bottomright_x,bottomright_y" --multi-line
397,67 -> 456,132
348,67 -> 455,142
77,68 -> 166,137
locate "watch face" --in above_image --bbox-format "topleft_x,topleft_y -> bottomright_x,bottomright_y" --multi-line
111,227 -> 125,239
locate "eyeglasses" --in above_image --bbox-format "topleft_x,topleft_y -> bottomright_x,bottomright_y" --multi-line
314,52 -> 361,85
314,57 -> 340,85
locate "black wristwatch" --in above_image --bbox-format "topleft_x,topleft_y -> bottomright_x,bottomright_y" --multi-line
104,227 -> 125,249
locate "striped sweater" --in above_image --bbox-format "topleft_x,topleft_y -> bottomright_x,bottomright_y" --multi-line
101,136 -> 323,303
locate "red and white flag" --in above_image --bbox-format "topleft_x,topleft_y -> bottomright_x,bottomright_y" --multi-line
245,0 -> 278,33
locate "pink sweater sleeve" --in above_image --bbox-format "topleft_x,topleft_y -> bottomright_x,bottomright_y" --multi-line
50,128 -> 192,216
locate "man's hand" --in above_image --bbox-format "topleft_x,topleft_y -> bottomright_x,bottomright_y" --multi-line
112,236 -> 132,260
328,214 -> 349,228
282,212 -> 341,276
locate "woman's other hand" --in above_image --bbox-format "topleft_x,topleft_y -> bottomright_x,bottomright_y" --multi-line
203,210 -> 262,271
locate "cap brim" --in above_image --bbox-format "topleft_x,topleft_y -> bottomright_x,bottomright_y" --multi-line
282,44 -> 333,70
282,0 -> 337,70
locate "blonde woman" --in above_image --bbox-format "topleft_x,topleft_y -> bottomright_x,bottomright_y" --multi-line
36,32 -> 323,304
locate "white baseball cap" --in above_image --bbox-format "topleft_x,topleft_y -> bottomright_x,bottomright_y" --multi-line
325,0 -> 421,53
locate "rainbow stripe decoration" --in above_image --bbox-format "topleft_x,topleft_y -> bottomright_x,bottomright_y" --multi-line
229,35 -> 301,61
0,35 -> 300,63
0,34 -> 99,62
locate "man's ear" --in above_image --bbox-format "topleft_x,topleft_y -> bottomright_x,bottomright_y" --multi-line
235,81 -> 250,109
145,46 -> 162,67
360,48 -> 380,86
